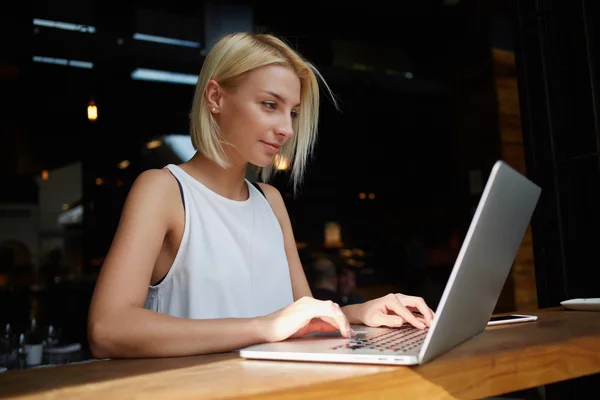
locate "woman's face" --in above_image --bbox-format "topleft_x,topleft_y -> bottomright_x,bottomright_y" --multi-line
211,65 -> 301,168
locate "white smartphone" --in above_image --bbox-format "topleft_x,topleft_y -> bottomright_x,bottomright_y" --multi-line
487,314 -> 538,326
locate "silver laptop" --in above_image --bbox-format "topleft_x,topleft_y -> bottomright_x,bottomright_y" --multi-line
239,160 -> 541,365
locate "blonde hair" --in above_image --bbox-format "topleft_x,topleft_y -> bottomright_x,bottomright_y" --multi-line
189,32 -> 336,192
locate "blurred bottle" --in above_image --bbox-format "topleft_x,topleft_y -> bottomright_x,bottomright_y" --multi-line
25,318 -> 44,367
45,325 -> 59,348
28,318 -> 43,345
0,323 -> 14,367
16,333 -> 28,369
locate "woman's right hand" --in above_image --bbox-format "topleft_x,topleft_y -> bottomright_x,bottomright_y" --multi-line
257,296 -> 356,343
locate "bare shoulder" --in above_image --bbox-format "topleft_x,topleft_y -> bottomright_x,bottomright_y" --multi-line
255,183 -> 287,218
124,168 -> 181,217
256,182 -> 283,200
132,168 -> 177,192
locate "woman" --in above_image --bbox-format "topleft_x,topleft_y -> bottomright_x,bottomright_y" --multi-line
88,32 -> 434,359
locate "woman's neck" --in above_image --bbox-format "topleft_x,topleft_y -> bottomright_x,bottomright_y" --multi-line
180,152 -> 250,201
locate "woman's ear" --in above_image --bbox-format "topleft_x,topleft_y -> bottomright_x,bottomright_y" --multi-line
205,79 -> 222,113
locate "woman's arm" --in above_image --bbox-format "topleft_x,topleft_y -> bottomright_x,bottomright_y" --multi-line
258,183 -> 313,300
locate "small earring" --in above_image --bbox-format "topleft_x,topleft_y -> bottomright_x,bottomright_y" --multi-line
211,107 -> 216,112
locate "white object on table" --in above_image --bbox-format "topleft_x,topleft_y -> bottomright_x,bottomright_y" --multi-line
560,298 -> 600,311
26,344 -> 43,366
44,343 -> 82,354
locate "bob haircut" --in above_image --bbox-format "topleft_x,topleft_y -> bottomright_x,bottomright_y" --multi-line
189,32 -> 336,192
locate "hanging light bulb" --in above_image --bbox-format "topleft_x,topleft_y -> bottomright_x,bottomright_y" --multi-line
87,99 -> 98,121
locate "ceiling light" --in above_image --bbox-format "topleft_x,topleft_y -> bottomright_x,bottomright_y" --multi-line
131,68 -> 198,85
133,33 -> 200,48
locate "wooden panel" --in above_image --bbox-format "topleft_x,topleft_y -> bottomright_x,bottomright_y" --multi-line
493,48 -> 538,311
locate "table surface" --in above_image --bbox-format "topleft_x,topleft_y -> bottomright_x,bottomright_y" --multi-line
1,307 -> 600,400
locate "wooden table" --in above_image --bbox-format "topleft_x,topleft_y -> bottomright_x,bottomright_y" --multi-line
1,307 -> 599,399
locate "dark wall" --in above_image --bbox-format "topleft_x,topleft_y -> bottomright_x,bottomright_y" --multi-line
516,3 -> 600,396
515,0 -> 600,308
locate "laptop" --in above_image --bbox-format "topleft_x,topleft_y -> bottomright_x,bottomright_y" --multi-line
239,160 -> 541,365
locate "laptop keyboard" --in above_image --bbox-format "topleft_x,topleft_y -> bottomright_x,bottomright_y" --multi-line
330,325 -> 428,352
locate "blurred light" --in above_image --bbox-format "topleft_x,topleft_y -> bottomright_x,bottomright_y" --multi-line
96,177 -> 103,185
35,56 -> 67,66
33,56 -> 93,69
368,193 -> 376,200
274,154 -> 289,170
33,18 -> 95,33
340,249 -> 353,258
324,221 -> 343,248
57,204 -> 83,225
347,259 -> 366,268
69,60 -> 94,69
163,134 -> 195,161
61,203 -> 69,211
353,248 -> 365,257
87,100 -> 98,121
131,68 -> 198,85
133,33 -> 200,48
146,139 -> 163,149
404,72 -> 414,79
359,192 -> 366,200
118,160 -> 130,169
41,170 -> 49,180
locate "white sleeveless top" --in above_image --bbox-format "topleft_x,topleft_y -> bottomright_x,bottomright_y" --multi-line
143,164 -> 294,319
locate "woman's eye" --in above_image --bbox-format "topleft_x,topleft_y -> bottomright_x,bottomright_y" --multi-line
263,101 -> 276,109
291,110 -> 299,119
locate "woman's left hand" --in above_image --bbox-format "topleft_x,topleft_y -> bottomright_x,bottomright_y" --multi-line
350,293 -> 435,330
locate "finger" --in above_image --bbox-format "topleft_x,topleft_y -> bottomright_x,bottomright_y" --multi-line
373,313 -> 405,328
303,299 -> 352,337
308,318 -> 343,334
386,295 -> 427,329
318,301 -> 352,337
400,295 -> 434,326
318,316 -> 343,331
413,314 -> 431,328
398,297 -> 434,327
417,307 -> 436,321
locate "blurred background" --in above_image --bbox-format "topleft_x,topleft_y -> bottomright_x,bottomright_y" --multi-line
1,0 -> 598,369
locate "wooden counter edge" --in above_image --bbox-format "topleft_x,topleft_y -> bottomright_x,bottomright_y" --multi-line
238,329 -> 600,399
